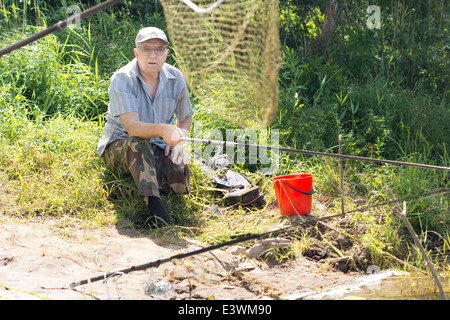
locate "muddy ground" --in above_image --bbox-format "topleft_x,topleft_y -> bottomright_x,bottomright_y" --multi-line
0,215 -> 367,300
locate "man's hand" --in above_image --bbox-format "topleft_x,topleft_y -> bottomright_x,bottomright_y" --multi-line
164,124 -> 190,165
161,125 -> 185,145
165,143 -> 189,165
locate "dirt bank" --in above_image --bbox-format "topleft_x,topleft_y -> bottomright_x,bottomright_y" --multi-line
0,217 -> 363,300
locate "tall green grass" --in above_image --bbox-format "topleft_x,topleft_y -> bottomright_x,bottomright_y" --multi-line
0,103 -> 113,225
0,29 -> 108,119
276,47 -> 450,162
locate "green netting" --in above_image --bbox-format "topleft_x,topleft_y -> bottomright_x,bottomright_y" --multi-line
161,0 -> 282,128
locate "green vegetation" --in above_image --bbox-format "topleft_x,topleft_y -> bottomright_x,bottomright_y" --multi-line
0,0 -> 448,275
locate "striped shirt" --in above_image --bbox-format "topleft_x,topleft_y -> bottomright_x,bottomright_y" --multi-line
97,58 -> 193,156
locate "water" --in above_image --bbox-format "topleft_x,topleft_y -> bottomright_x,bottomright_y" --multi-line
341,273 -> 450,300
305,269 -> 450,300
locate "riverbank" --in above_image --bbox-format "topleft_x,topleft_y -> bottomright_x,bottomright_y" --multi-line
0,217 -> 364,300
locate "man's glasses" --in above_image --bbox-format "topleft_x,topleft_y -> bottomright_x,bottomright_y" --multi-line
138,46 -> 168,56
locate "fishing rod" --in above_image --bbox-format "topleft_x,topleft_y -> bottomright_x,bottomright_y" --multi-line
69,185 -> 447,289
182,137 -> 450,172
70,226 -> 293,289
0,0 -> 124,58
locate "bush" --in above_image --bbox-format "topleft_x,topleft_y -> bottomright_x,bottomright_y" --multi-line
0,29 -> 108,119
275,44 -> 449,166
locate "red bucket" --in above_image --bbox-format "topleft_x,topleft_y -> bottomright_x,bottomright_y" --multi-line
272,174 -> 315,216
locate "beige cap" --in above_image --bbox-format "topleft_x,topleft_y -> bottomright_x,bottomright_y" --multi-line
135,27 -> 169,46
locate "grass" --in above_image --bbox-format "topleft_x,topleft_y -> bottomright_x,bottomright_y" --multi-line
0,29 -> 109,119
0,105 -> 113,226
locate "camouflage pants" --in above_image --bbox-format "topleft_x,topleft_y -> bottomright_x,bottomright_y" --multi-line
102,137 -> 189,198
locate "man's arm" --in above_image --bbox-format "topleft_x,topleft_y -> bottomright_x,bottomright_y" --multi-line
120,112 -> 184,145
176,115 -> 193,136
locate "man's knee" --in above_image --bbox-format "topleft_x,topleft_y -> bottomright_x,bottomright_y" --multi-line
165,165 -> 190,195
127,137 -> 153,154
170,181 -> 189,194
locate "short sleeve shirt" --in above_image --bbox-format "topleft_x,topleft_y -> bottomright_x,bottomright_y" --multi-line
97,59 -> 193,156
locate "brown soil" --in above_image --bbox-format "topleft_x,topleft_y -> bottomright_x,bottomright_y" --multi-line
0,216 -> 364,300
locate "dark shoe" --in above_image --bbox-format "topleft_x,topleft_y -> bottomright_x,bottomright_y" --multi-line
131,213 -> 153,229
148,196 -> 174,225
131,211 -> 174,229
131,196 -> 174,229
134,196 -> 174,229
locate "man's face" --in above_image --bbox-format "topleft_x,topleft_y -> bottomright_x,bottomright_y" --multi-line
134,38 -> 168,77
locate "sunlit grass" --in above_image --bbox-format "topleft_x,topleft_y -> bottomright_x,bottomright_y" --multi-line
0,105 -> 114,226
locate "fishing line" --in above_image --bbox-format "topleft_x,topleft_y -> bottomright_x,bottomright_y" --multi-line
182,137 -> 450,172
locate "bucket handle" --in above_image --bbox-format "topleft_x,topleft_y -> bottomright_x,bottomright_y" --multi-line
281,181 -> 316,195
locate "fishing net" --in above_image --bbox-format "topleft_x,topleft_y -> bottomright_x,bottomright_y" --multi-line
160,0 -> 282,128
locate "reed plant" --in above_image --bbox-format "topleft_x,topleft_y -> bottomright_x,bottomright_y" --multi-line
0,28 -> 108,119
